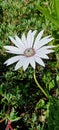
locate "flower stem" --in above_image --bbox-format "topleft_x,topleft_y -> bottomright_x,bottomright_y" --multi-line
34,70 -> 49,99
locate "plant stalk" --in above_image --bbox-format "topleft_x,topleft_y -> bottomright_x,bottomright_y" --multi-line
34,70 -> 49,99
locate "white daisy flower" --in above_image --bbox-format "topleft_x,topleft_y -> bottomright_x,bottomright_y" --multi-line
4,30 -> 54,71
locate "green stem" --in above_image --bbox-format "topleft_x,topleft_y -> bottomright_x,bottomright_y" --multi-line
34,70 -> 49,99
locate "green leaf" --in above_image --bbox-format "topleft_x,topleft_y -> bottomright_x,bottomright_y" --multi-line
35,4 -> 59,29
48,97 -> 59,130
32,113 -> 37,122
0,85 -> 3,95
49,80 -> 55,91
54,0 -> 59,20
56,72 -> 59,87
36,99 -> 45,109
10,117 -> 21,122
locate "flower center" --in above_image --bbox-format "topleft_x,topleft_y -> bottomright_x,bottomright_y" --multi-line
24,48 -> 35,57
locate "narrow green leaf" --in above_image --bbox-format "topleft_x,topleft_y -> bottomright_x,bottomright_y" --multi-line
54,0 -> 59,20
35,4 -> 59,29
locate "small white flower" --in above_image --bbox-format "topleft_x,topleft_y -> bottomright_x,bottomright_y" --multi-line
4,30 -> 54,71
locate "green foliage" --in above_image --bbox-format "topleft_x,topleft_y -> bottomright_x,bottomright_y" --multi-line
42,70 -> 55,91
35,0 -> 59,29
0,0 -> 59,130
35,99 -> 45,109
52,0 -> 59,20
56,72 -> 59,88
0,0 -> 45,47
48,97 -> 59,130
0,107 -> 20,122
23,112 -> 44,130
8,108 -> 21,122
35,4 -> 59,29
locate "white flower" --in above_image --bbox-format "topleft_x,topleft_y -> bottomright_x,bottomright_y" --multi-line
4,30 -> 54,71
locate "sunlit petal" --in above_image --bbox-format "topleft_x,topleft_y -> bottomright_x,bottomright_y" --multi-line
23,57 -> 30,71
34,56 -> 45,67
4,56 -> 22,66
15,35 -> 25,49
37,48 -> 54,54
21,33 -> 28,48
34,30 -> 44,47
27,30 -> 32,48
34,36 -> 54,50
35,53 -> 49,59
31,30 -> 37,47
4,46 -> 24,54
29,57 -> 35,69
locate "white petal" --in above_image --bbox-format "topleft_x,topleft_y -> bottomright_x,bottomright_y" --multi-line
44,49 -> 54,54
4,56 -> 22,66
27,30 -> 32,48
37,45 -> 54,52
36,45 -> 55,55
31,30 -> 37,47
15,61 -> 22,70
34,36 -> 54,50
29,57 -> 35,69
23,57 -> 30,71
39,45 -> 55,50
4,46 -> 23,54
34,30 -> 44,47
37,48 -> 54,54
35,53 -> 49,59
32,30 -> 37,36
34,56 -> 45,67
15,56 -> 25,70
5,50 -> 23,54
9,36 -> 22,48
21,33 -> 28,48
22,30 -> 37,48
15,35 -> 25,49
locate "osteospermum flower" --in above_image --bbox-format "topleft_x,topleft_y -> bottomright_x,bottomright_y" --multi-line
4,30 -> 54,71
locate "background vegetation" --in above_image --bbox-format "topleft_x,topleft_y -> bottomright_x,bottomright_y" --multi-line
0,0 -> 59,130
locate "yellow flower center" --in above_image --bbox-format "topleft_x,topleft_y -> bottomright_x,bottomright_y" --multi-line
24,48 -> 35,57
